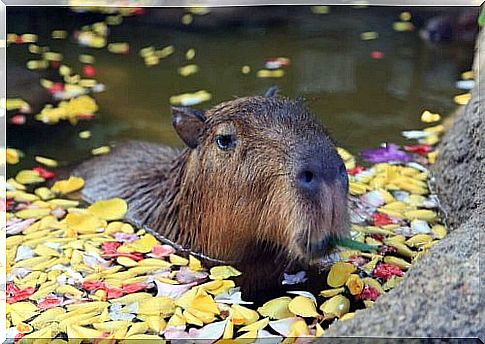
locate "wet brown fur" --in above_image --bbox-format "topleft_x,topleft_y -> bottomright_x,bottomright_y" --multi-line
73,94 -> 349,292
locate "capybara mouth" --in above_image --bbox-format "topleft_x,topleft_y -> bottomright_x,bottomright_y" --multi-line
292,181 -> 350,263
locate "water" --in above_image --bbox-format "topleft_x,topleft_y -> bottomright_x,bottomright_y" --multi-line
6,6 -> 475,174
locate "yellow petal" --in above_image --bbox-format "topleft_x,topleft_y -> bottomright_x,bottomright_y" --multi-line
137,296 -> 175,317
117,256 -> 138,267
169,254 -> 189,266
175,288 -> 197,309
288,296 -> 319,317
128,234 -> 158,253
405,234 -> 433,247
453,93 -> 471,105
7,178 -> 27,191
66,324 -> 104,339
201,280 -> 235,296
319,295 -> 350,318
209,265 -> 242,280
340,312 -> 355,321
319,287 -> 346,298
230,304 -> 259,326
362,278 -> 385,295
87,198 -> 128,221
382,276 -> 403,291
79,130 -> 92,139
57,285 -> 84,298
420,110 -> 441,123
189,255 -> 203,271
167,307 -> 186,327
287,318 -> 310,337
431,224 -> 447,239
191,291 -> 220,315
183,308 -> 204,326
238,317 -> 269,332
16,170 -> 45,184
108,293 -> 152,305
48,199 -> 80,209
16,208 -> 51,219
223,319 -> 234,339
35,187 -> 55,200
51,177 -> 85,194
66,213 -> 107,234
383,256 -> 411,270
19,325 -> 54,341
125,322 -> 149,337
35,156 -> 58,167
137,258 -> 172,268
364,300 -> 374,308
327,262 -> 356,288
91,146 -> 111,155
9,302 -> 39,325
105,221 -> 134,235
403,209 -> 437,221
315,323 -> 325,336
187,308 -> 217,324
31,308 -> 65,330
257,297 -> 294,320
345,274 -> 364,296
125,334 -> 164,340
5,148 -> 21,165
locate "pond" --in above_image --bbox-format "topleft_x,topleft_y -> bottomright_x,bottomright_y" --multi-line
6,6 -> 475,175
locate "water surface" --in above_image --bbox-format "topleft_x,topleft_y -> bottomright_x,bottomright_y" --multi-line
6,6 -> 474,172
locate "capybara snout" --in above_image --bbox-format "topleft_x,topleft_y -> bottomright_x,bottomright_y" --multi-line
74,88 -> 349,290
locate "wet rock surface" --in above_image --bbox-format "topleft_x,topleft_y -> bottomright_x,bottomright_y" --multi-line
326,30 -> 483,339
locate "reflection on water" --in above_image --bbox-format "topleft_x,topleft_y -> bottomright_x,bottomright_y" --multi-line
6,6 -> 475,172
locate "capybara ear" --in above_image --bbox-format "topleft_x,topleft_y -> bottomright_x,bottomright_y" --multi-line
264,85 -> 279,97
172,107 -> 206,149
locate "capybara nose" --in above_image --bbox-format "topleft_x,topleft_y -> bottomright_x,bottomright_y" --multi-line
296,162 -> 340,194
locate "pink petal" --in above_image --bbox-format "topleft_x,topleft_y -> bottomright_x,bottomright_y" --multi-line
6,218 -> 36,235
151,244 -> 176,258
155,279 -> 197,299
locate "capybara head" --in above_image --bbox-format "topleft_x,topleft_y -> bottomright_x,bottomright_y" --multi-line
172,88 -> 349,266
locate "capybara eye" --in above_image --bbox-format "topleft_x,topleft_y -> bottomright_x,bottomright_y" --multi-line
215,134 -> 236,150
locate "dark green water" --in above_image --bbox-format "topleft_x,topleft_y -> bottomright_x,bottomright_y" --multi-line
6,6 -> 475,172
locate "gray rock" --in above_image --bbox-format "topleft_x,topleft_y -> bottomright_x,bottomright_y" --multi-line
325,30 -> 483,339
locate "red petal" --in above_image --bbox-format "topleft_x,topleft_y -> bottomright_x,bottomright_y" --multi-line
373,213 -> 393,226
372,263 -> 404,280
347,165 -> 365,176
359,286 -> 380,301
33,167 -> 56,179
403,144 -> 432,155
122,283 -> 148,293
82,65 -> 96,77
106,287 -> 124,299
37,297 -> 63,310
81,280 -> 107,291
10,114 -> 26,125
102,241 -> 122,254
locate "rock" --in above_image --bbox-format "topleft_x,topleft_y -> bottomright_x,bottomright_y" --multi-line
325,30 -> 483,339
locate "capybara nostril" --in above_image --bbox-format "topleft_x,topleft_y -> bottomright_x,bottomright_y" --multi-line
296,167 -> 319,193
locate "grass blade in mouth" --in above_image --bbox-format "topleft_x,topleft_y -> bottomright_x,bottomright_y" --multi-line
329,237 -> 380,252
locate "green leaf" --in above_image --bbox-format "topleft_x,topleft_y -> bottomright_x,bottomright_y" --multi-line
329,237 -> 379,252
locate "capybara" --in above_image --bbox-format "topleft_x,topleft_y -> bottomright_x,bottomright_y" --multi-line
73,88 -> 350,292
